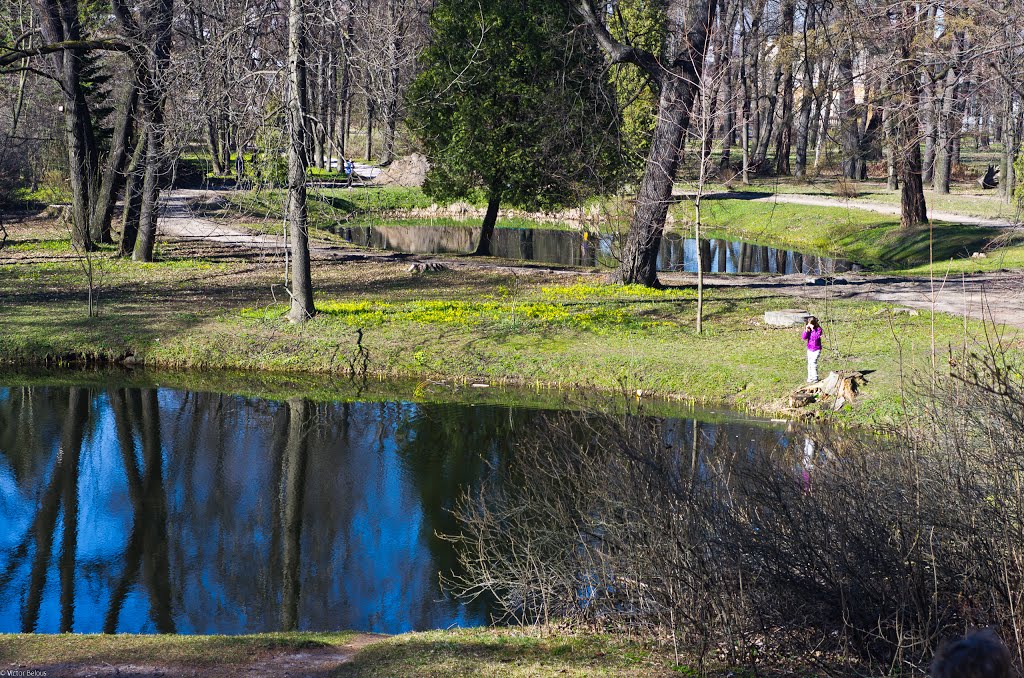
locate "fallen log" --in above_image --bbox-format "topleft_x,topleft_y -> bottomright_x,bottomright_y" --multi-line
788,370 -> 868,411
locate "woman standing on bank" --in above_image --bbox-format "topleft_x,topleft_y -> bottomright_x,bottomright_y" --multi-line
802,316 -> 823,383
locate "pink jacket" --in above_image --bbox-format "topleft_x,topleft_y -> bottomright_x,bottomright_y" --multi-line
802,326 -> 823,352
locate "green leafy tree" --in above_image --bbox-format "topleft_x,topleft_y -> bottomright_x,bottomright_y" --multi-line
607,0 -> 665,180
408,0 -> 623,255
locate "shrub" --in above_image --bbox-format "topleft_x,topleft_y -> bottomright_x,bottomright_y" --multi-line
446,345 -> 1024,674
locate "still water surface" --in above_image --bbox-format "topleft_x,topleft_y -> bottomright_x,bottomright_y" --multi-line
0,380 -> 789,635
332,221 -> 860,275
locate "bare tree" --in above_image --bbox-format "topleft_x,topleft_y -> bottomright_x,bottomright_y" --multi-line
286,0 -> 315,323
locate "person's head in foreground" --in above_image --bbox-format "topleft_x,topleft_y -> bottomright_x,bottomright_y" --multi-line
932,629 -> 1014,678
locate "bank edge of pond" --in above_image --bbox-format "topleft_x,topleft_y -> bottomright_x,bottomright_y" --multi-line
0,298 -> 959,428
693,198 -> 1024,273
0,362 -> 793,427
0,627 -> 838,676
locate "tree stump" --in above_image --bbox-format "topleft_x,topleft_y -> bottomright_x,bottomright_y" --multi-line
788,370 -> 868,411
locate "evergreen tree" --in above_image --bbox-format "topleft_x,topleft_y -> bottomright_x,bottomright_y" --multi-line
408,0 -> 623,255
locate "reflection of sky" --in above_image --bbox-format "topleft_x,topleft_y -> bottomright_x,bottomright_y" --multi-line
0,387 -> 494,635
0,385 -> 789,635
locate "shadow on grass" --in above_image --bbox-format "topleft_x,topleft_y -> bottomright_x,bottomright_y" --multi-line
839,223 -> 998,267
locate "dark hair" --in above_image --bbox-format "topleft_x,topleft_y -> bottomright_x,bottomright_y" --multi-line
807,316 -> 819,327
932,630 -> 1014,678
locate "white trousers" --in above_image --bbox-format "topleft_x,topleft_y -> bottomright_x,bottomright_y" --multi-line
807,349 -> 821,383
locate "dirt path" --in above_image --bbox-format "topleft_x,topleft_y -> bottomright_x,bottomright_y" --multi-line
158,189 -> 1024,329
19,633 -> 384,677
701,191 -> 1019,228
157,188 -> 583,276
157,188 -> 400,262
663,270 -> 1024,329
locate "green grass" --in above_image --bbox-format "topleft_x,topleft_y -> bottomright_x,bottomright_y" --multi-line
691,198 -> 1019,269
4,238 -> 1017,424
215,187 -> 580,240
0,632 -> 356,668
334,628 -> 674,677
714,175 -> 1023,222
0,627 -> 840,675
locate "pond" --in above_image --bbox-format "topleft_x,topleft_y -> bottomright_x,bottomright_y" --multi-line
0,375 -> 793,635
330,220 -> 861,275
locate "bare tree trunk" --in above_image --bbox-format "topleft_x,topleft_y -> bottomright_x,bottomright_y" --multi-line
883,107 -> 898,190
91,83 -> 138,244
207,116 -> 224,174
474,191 -> 501,256
338,7 -> 354,157
793,0 -> 816,178
933,69 -> 956,194
33,0 -> 98,252
753,68 -> 780,169
287,0 -> 316,323
838,50 -> 860,180
572,0 -> 718,285
812,62 -> 833,169
381,2 -> 403,166
1000,95 -> 1019,203
900,129 -> 928,228
740,22 -> 752,184
119,125 -> 147,256
127,0 -> 174,263
132,121 -> 163,262
617,77 -> 694,286
922,80 -> 937,184
317,52 -> 328,169
365,97 -> 375,162
773,0 -> 796,175
719,18 -> 736,171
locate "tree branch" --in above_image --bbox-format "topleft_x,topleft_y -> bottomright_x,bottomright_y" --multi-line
568,0 -> 662,84
0,39 -> 133,68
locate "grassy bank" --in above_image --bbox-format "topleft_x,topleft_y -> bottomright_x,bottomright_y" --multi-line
690,197 -> 1024,271
210,186 -> 575,236
0,627 -> 838,676
4,220 -> 1018,424
335,628 -> 674,677
0,632 -> 356,670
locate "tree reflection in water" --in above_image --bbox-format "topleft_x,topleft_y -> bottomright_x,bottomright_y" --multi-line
333,222 -> 858,274
0,383 -> 787,634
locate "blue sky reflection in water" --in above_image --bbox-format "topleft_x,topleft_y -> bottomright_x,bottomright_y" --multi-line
0,383 -> 789,635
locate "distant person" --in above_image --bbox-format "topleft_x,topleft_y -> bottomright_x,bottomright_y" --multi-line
932,629 -> 1013,678
801,316 -> 823,383
344,158 -> 355,188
